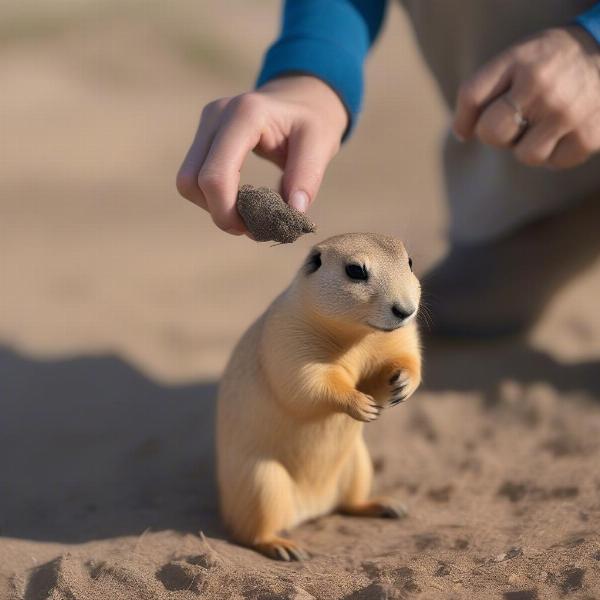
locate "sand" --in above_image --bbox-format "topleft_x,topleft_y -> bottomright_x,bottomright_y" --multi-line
1,2 -> 600,599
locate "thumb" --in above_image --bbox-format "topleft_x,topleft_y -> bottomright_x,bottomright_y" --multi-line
281,126 -> 335,213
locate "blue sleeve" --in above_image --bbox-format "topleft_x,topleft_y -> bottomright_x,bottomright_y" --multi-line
575,3 -> 600,45
256,0 -> 388,138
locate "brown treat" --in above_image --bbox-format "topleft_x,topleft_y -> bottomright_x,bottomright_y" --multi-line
237,185 -> 316,244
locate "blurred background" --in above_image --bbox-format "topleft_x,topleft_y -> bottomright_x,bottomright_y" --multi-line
2,2 -> 600,598
3,0 -> 599,384
1,0 -> 450,383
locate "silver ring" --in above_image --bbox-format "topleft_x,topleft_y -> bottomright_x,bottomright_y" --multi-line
502,95 -> 529,131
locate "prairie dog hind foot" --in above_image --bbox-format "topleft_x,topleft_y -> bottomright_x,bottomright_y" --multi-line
254,537 -> 310,562
340,497 -> 408,519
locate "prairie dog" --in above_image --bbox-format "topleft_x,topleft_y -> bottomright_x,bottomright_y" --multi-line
217,233 -> 422,560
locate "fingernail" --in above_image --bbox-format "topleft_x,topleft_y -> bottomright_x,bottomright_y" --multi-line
289,190 -> 309,213
226,228 -> 244,236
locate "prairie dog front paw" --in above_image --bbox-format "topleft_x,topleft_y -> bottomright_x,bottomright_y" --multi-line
388,369 -> 419,407
345,391 -> 381,423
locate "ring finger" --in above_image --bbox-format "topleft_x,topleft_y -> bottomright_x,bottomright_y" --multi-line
475,91 -> 531,148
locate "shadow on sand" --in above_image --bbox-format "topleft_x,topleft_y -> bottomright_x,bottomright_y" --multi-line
0,347 -> 224,543
421,336 -> 600,403
1,337 -> 598,544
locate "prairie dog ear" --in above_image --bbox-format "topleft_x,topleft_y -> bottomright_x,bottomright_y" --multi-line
304,249 -> 322,274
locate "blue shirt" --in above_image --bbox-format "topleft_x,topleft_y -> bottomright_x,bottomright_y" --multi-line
257,0 -> 600,137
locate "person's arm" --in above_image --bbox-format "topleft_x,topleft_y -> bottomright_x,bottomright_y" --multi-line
257,0 -> 388,137
176,0 -> 387,236
575,3 -> 600,45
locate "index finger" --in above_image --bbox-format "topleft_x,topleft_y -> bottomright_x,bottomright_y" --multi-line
453,52 -> 514,141
197,95 -> 265,233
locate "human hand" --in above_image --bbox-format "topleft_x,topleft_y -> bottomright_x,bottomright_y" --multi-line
453,26 -> 600,169
176,76 -> 348,235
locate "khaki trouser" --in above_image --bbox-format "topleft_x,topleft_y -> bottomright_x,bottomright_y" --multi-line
401,0 -> 600,243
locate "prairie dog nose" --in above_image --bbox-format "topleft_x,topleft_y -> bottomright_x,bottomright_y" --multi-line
391,304 -> 415,321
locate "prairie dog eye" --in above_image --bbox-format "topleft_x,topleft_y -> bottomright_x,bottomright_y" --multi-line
306,251 -> 322,274
408,257 -> 413,272
345,264 -> 369,281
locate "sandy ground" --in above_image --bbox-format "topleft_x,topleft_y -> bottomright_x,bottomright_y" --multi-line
1,1 -> 600,598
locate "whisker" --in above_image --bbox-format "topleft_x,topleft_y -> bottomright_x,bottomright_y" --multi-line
417,302 -> 434,331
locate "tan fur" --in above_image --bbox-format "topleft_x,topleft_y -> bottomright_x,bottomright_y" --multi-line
216,233 -> 422,559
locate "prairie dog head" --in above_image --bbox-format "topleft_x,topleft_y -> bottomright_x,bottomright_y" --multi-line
298,233 -> 421,333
